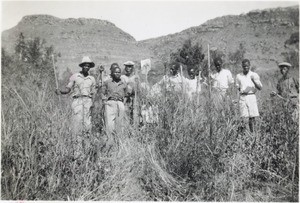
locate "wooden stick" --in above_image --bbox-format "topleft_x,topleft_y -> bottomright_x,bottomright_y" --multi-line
163,62 -> 167,129
196,64 -> 201,106
207,45 -> 211,100
180,64 -> 185,97
52,54 -> 59,90
52,54 -> 61,103
207,44 -> 213,147
133,68 -> 139,129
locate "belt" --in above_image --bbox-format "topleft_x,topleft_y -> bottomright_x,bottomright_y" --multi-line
73,95 -> 92,99
108,97 -> 123,102
240,92 -> 255,96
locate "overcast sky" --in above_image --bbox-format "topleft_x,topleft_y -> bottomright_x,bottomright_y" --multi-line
1,0 -> 298,41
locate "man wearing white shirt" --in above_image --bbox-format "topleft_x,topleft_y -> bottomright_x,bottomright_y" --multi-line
157,62 -> 184,93
236,59 -> 263,133
185,66 -> 201,100
211,57 -> 234,96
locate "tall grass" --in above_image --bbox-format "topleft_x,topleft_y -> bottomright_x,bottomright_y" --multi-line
1,66 -> 298,201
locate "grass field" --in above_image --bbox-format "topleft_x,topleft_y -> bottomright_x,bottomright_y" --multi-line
1,61 -> 299,201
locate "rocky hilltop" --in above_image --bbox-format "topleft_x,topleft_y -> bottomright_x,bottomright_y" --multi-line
2,15 -> 152,76
140,6 -> 299,74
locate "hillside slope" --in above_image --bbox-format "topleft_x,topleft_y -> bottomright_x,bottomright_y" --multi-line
2,6 -> 298,81
1,15 -> 153,76
139,6 -> 299,74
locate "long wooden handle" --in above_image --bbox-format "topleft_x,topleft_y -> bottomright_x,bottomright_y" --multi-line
52,54 -> 59,89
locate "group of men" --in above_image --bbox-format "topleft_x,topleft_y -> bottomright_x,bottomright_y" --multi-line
55,56 -> 298,157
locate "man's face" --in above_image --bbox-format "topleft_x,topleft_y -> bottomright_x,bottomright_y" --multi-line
214,60 -> 222,72
242,61 -> 250,75
188,68 -> 196,79
280,66 -> 289,76
170,65 -> 178,76
112,67 -> 121,80
82,64 -> 91,74
125,65 -> 133,76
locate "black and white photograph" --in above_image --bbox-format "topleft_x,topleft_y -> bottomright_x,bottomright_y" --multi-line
1,0 -> 299,201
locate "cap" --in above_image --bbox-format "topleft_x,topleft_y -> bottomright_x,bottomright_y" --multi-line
278,62 -> 292,68
124,61 -> 135,66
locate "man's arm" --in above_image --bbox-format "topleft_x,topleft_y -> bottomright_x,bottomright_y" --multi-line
55,74 -> 75,95
56,87 -> 71,95
100,80 -> 108,102
251,73 -> 262,90
235,75 -> 241,101
293,77 -> 299,94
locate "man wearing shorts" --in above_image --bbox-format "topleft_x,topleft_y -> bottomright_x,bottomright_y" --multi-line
236,59 -> 263,133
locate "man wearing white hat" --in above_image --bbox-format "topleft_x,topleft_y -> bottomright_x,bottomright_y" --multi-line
271,62 -> 299,122
55,56 -> 96,158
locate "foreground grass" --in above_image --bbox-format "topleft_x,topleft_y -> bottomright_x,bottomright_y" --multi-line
1,78 -> 299,201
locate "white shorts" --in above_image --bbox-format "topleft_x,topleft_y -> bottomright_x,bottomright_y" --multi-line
239,94 -> 259,118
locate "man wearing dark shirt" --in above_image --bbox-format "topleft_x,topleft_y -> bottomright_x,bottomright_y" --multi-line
271,62 -> 299,122
101,63 -> 130,135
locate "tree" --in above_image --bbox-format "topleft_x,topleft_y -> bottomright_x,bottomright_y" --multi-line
2,48 -> 13,72
26,37 -> 43,65
15,32 -> 26,61
282,32 -> 299,72
170,39 -> 205,70
229,43 -> 246,65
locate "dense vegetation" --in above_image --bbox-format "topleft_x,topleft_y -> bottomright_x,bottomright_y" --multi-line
1,34 -> 298,201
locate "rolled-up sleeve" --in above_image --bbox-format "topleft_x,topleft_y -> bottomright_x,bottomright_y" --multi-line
66,74 -> 76,89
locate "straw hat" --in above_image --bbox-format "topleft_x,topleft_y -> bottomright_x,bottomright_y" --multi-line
79,56 -> 95,68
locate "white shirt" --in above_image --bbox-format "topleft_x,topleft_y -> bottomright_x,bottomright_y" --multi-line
158,74 -> 184,92
211,69 -> 234,93
121,74 -> 139,92
121,74 -> 138,84
236,71 -> 262,94
184,77 -> 201,99
66,73 -> 96,97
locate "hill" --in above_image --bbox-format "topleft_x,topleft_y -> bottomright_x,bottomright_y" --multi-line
139,5 -> 299,81
1,15 -> 153,77
2,6 -> 299,82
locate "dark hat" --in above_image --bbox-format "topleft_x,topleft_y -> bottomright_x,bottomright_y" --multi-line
214,57 -> 223,65
79,56 -> 95,68
170,62 -> 180,70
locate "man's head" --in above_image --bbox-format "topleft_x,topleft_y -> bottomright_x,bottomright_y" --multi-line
110,63 -> 119,72
81,63 -> 91,75
79,56 -> 95,75
187,66 -> 196,79
170,62 -> 180,76
242,59 -> 250,75
124,61 -> 135,76
214,57 -> 223,72
110,63 -> 121,80
278,62 -> 291,76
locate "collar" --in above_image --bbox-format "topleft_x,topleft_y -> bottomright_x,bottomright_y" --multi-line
170,73 -> 180,78
77,72 -> 91,79
112,78 -> 124,85
242,70 -> 252,76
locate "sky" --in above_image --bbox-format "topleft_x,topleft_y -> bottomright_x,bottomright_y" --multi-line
1,0 -> 299,41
